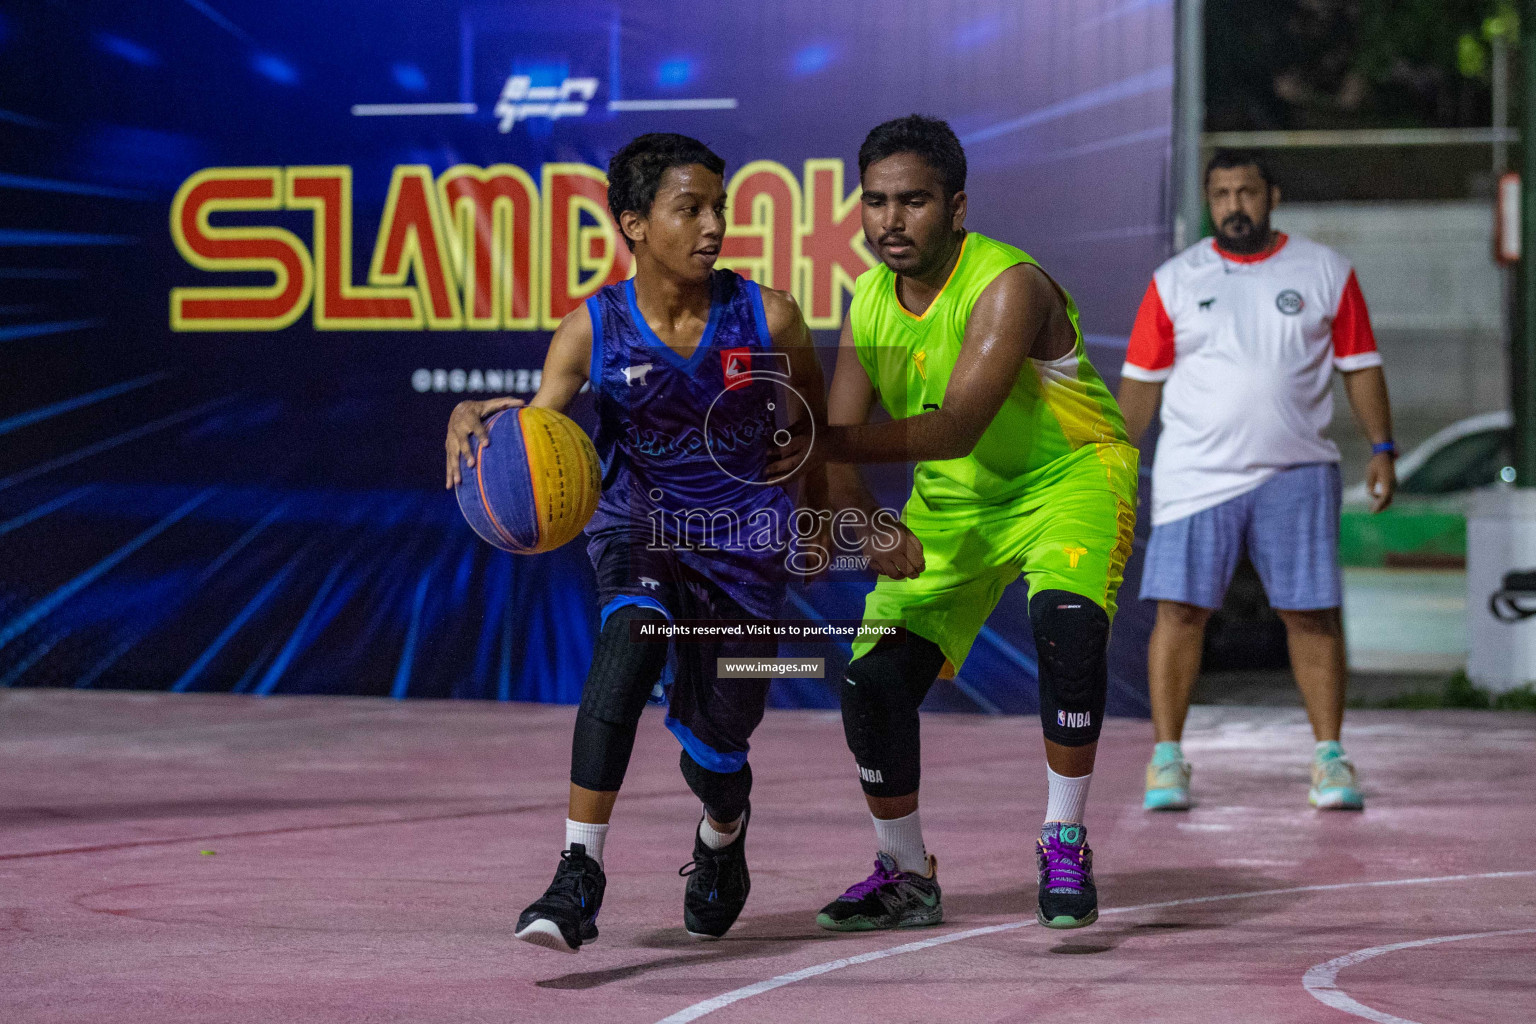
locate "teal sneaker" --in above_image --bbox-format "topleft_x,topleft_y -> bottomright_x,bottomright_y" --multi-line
1310,744 -> 1363,810
1143,751 -> 1191,811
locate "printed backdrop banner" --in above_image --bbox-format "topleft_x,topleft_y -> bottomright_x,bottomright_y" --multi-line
0,0 -> 1171,712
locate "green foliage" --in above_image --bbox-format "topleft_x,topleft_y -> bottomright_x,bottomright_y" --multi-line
1457,8 -> 1521,82
1458,33 -> 1487,79
1357,671 -> 1536,710
1441,671 -> 1493,708
1494,683 -> 1536,711
1484,9 -> 1520,43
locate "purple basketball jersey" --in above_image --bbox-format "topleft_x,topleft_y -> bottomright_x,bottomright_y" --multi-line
584,270 -> 796,614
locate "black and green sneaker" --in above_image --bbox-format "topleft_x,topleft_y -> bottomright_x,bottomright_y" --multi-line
679,808 -> 751,939
514,843 -> 606,952
815,852 -> 942,931
1035,822 -> 1097,929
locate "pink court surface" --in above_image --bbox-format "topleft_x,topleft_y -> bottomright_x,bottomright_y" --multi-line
3,691 -> 1533,1024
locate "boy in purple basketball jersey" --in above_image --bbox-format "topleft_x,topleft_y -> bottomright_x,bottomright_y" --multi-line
445,134 -> 826,951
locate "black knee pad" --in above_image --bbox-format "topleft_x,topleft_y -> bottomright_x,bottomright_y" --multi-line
569,606 -> 670,791
578,605 -> 669,725
679,750 -> 752,823
1030,590 -> 1109,747
840,633 -> 946,798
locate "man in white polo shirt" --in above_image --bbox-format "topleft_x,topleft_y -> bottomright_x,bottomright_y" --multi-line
1117,150 -> 1397,812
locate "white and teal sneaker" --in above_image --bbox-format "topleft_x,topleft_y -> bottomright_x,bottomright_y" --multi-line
1143,743 -> 1191,811
1309,742 -> 1363,810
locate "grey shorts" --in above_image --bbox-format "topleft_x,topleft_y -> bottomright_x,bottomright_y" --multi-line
1140,463 -> 1342,611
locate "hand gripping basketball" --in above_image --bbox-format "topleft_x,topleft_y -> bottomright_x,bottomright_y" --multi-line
455,406 -> 601,554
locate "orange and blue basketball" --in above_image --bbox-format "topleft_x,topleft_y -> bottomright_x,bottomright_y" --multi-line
455,406 -> 601,554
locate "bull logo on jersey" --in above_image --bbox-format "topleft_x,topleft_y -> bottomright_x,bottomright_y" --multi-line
623,363 -> 654,386
1276,290 -> 1304,315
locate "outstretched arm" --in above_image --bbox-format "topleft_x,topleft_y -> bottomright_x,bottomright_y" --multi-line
822,316 -> 878,510
820,315 -> 925,579
820,263 -> 1064,464
444,305 -> 592,488
528,305 -> 593,411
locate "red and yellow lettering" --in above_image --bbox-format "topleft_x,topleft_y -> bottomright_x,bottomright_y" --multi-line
369,165 -> 462,328
285,166 -> 417,329
719,160 -> 801,294
170,167 -> 312,331
798,159 -> 874,329
171,157 -> 871,335
438,164 -> 540,330
541,164 -> 631,328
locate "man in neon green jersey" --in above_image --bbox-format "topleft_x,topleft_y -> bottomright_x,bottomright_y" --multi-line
771,115 -> 1137,930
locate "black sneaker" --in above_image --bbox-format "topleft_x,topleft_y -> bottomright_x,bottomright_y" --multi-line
514,843 -> 606,952
815,852 -> 942,931
1035,822 -> 1097,929
679,808 -> 751,939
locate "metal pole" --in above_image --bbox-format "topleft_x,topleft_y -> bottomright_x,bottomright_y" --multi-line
1494,34 -> 1510,174
1519,0 -> 1536,486
1171,0 -> 1205,253
1495,31 -> 1514,450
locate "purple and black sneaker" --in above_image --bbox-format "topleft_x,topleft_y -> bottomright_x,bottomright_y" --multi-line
815,851 -> 942,931
1036,822 -> 1098,929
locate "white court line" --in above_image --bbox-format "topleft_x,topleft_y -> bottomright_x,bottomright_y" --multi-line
654,869 -> 1536,1023
350,103 -> 478,116
1303,927 -> 1536,1024
608,99 -> 738,111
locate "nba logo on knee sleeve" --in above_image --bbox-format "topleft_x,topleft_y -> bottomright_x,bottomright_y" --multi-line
1058,710 -> 1092,729
858,764 -> 884,784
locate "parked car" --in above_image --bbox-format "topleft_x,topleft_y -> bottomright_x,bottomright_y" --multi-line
1339,411 -> 1514,568
1200,412 -> 1511,671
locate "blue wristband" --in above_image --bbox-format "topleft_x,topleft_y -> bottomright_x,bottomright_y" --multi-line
1371,440 -> 1396,457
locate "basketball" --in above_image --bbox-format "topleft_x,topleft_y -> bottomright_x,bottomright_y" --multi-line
455,406 -> 601,554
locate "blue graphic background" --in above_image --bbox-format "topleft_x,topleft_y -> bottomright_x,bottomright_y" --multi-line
0,0 -> 1172,713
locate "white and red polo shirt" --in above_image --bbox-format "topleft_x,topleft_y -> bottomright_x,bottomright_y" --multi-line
1122,233 -> 1381,526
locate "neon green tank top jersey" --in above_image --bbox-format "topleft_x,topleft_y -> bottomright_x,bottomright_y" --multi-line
849,231 -> 1134,515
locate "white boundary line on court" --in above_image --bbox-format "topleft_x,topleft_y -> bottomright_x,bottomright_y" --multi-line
654,869 -> 1536,1023
1302,927 -> 1536,1024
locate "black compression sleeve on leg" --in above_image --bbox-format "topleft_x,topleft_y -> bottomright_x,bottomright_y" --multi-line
840,632 -> 947,798
1031,589 -> 1110,747
679,750 -> 752,824
569,605 -> 670,791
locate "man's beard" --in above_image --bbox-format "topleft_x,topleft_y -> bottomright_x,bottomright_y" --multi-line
1216,211 -> 1272,254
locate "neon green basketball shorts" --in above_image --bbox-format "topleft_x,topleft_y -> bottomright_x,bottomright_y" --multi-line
850,443 -> 1139,673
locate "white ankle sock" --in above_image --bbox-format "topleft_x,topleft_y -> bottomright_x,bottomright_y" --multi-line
1045,767 -> 1092,825
871,808 -> 927,874
565,819 -> 609,866
698,812 -> 742,851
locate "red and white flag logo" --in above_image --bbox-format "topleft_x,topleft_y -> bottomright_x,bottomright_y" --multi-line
720,347 -> 752,390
